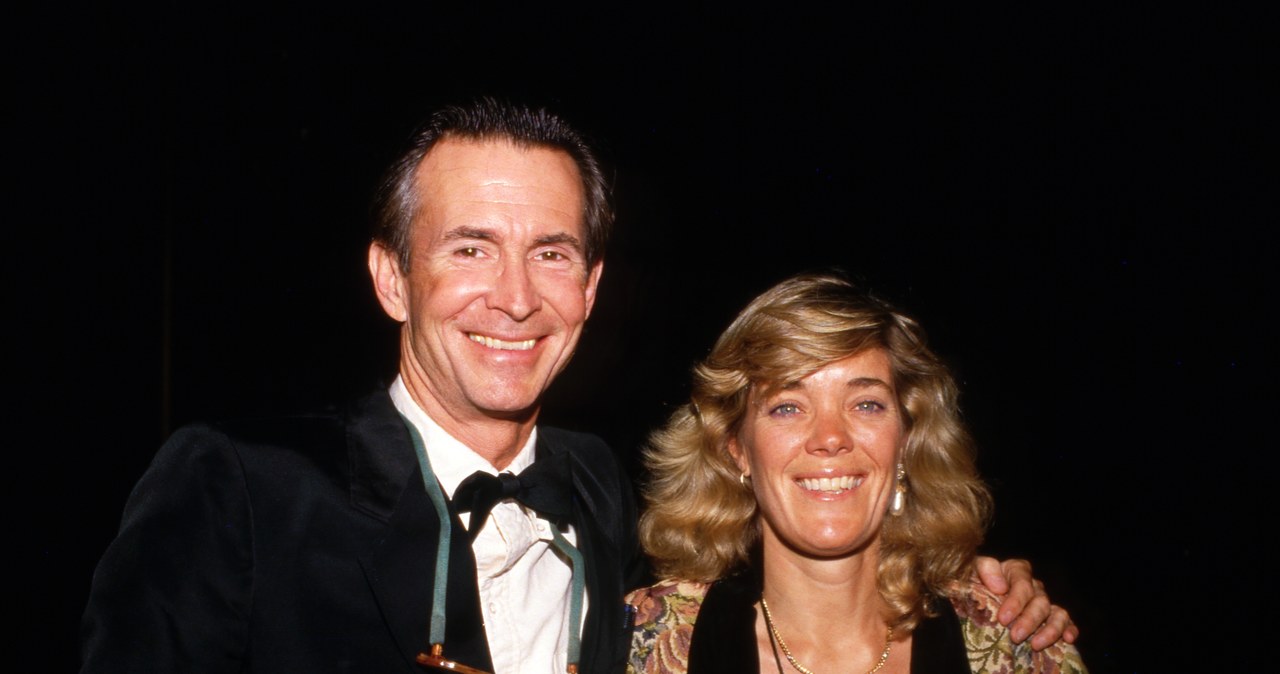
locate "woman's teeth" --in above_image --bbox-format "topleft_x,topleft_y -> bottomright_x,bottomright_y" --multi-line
797,476 -> 863,492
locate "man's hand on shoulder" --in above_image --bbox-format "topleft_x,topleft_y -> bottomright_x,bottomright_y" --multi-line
974,556 -> 1079,651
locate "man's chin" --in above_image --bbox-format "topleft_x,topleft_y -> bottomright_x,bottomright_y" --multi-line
480,404 -> 539,424
470,390 -> 543,423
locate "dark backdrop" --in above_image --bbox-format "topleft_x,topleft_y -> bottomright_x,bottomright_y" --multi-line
15,5 -> 1274,672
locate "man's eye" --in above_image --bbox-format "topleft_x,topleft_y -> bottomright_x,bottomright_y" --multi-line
457,247 -> 481,257
537,250 -> 567,261
769,403 -> 801,416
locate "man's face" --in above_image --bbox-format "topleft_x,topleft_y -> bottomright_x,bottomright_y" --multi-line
370,138 -> 602,428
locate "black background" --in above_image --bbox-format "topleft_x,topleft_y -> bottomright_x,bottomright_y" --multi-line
14,4 -> 1275,672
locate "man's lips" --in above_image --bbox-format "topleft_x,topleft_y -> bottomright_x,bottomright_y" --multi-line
467,332 -> 538,351
795,475 -> 864,493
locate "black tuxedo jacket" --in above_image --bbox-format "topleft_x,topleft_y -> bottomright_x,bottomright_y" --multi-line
82,390 -> 644,673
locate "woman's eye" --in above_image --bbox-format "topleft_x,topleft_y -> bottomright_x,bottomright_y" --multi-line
770,403 -> 801,416
855,400 -> 885,412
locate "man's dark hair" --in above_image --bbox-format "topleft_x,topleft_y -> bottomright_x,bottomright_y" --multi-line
372,98 -> 613,271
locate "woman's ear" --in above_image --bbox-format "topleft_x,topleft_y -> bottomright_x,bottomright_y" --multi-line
726,436 -> 750,476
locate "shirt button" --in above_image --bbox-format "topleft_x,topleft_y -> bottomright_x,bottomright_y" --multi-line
489,602 -> 499,613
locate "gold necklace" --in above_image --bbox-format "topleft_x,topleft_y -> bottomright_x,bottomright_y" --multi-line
760,597 -> 894,674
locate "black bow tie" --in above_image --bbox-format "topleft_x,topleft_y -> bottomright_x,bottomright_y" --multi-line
452,453 -> 573,541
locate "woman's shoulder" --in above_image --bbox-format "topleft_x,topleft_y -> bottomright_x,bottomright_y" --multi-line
627,578 -> 713,627
946,579 -> 1089,674
626,579 -> 713,674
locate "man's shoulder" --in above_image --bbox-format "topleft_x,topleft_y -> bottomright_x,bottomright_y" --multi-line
147,388 -> 415,522
161,388 -> 404,477
159,410 -> 337,476
178,388 -> 395,448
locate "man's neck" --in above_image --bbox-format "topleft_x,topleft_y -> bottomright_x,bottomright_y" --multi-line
395,375 -> 535,470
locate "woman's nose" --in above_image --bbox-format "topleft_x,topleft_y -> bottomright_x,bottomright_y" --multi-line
805,411 -> 851,455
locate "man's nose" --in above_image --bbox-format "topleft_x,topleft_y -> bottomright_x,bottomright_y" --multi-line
487,258 -> 542,320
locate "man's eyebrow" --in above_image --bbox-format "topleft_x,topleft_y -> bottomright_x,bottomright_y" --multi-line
441,226 -> 498,243
533,232 -> 583,251
438,228 -> 582,251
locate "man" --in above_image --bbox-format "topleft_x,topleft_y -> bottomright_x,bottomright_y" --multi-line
82,100 -> 1073,673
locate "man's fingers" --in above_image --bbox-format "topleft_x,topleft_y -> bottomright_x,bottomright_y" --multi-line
1064,620 -> 1080,644
981,557 -> 1079,650
994,559 -> 1037,625
1029,605 -> 1077,650
1007,594 -> 1052,644
974,555 -> 1010,595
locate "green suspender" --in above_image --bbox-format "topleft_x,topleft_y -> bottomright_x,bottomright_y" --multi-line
400,415 -> 586,673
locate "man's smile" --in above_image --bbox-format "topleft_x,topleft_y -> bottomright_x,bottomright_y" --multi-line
467,332 -> 538,351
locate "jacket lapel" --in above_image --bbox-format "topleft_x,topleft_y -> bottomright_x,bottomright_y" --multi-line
688,567 -> 973,674
352,390 -> 494,673
909,599 -> 972,674
687,571 -> 762,674
540,431 -> 628,674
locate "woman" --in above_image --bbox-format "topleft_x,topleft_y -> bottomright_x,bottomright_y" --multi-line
627,274 -> 1086,674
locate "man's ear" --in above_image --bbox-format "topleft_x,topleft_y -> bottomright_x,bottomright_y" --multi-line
582,259 -> 604,320
368,242 -> 408,322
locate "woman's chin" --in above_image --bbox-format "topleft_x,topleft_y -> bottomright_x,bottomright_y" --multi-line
777,531 -> 880,561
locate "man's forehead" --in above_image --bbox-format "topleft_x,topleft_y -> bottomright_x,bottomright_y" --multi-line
410,137 -> 587,240
420,138 -> 579,194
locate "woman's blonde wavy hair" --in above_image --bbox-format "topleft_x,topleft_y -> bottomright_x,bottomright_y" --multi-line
638,274 -> 992,632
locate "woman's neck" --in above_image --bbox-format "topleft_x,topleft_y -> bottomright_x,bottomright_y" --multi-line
756,536 -> 905,674
762,536 -> 883,631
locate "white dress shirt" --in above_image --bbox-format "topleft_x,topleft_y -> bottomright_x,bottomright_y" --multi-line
391,377 -> 584,674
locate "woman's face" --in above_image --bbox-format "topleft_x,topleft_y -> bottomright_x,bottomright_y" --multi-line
729,348 -> 905,559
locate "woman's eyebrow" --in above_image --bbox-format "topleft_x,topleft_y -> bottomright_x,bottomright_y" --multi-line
847,377 -> 893,391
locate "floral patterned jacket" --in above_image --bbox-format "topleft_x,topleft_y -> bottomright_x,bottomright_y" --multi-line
626,575 -> 1087,674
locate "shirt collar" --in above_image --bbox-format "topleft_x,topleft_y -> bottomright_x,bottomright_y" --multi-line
389,375 -> 537,499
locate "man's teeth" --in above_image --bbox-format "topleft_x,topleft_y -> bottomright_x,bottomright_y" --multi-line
469,334 -> 536,351
797,476 -> 863,492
